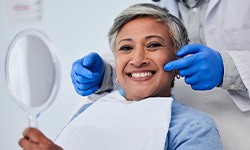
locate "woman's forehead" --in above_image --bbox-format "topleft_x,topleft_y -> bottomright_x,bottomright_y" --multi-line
116,17 -> 170,41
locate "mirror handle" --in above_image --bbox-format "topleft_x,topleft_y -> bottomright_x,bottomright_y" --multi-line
28,113 -> 39,128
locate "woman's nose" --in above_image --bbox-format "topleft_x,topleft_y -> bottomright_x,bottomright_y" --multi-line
130,49 -> 150,67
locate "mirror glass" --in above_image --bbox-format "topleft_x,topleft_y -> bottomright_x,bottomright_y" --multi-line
5,29 -> 60,127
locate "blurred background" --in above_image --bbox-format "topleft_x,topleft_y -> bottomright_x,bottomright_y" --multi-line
0,0 -> 147,149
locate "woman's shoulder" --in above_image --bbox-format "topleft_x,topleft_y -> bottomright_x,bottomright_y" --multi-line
167,100 -> 222,149
171,100 -> 216,126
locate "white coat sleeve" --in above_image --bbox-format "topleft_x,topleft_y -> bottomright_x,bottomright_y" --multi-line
228,51 -> 250,111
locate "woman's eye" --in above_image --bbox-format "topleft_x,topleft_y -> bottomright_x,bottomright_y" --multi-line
119,45 -> 133,52
147,42 -> 162,48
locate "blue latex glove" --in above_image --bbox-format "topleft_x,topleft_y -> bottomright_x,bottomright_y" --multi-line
71,52 -> 105,96
164,44 -> 224,90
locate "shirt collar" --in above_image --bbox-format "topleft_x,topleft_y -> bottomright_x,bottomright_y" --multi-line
177,0 -> 210,8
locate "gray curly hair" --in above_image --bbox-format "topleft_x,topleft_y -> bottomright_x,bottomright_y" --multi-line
108,3 -> 189,54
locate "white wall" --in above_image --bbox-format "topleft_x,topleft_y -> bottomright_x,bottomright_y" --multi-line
0,0 -> 147,149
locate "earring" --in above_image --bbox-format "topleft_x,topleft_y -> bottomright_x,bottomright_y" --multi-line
175,74 -> 180,79
174,70 -> 180,79
116,78 -> 119,84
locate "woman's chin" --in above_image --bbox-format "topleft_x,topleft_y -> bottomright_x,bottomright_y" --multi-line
125,92 -> 152,101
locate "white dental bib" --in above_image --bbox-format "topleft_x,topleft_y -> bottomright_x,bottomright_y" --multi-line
55,91 -> 172,150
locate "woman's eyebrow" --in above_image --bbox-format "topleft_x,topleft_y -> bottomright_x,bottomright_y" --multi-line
117,35 -> 166,45
145,35 -> 165,42
118,38 -> 132,45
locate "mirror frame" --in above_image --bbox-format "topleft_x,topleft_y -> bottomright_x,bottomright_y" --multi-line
5,29 -> 60,117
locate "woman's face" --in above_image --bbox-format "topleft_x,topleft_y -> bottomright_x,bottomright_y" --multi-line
115,17 -> 176,101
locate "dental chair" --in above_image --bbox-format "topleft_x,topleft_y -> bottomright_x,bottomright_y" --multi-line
74,51 -> 250,150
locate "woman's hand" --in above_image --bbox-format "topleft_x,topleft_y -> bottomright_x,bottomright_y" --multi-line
19,127 -> 63,150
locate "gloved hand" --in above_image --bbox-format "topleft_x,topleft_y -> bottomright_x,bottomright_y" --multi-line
71,52 -> 105,96
164,44 -> 224,90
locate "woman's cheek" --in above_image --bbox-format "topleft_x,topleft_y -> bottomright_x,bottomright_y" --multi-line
115,58 -> 125,80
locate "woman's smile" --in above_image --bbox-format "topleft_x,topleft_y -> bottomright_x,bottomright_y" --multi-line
127,70 -> 156,80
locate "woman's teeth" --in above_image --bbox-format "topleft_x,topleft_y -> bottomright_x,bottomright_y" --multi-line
131,72 -> 153,78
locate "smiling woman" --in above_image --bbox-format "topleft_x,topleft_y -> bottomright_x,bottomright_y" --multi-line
115,17 -> 176,100
19,3 -> 222,150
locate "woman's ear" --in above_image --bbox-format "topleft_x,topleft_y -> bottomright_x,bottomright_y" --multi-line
171,70 -> 179,88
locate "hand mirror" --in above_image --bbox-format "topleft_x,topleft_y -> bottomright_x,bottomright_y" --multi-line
5,29 -> 60,128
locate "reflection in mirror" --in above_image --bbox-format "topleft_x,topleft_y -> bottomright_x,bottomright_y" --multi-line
5,29 -> 60,128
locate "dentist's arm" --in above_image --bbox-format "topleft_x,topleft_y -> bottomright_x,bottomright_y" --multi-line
164,44 -> 224,90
